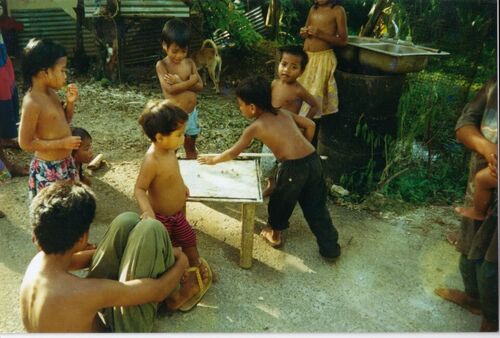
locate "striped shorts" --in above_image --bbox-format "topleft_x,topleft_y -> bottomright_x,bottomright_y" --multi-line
155,210 -> 197,248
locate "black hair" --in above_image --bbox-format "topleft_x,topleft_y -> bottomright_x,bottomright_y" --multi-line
71,127 -> 92,141
235,76 -> 277,115
21,38 -> 67,89
138,100 -> 188,142
314,0 -> 342,9
279,45 -> 308,70
30,181 -> 96,254
71,127 -> 92,156
161,18 -> 191,49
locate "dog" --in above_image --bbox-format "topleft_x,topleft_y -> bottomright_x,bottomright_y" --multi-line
193,39 -> 222,94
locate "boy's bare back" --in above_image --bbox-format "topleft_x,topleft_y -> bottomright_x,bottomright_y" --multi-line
252,110 -> 315,161
20,90 -> 73,161
20,253 -> 106,332
137,145 -> 188,216
156,57 -> 198,114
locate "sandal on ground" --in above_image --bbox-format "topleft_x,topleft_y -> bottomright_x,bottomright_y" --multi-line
179,257 -> 213,312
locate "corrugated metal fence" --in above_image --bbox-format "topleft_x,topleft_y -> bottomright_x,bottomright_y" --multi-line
11,8 -> 98,56
84,0 -> 189,18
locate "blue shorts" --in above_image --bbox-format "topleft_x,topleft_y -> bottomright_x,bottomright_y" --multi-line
185,106 -> 200,137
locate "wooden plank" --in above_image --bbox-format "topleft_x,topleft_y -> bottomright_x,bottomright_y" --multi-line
240,203 -> 255,269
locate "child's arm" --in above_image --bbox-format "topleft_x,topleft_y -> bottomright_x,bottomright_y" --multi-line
306,7 -> 348,47
134,156 -> 157,219
300,8 -> 312,38
68,249 -> 96,271
298,84 -> 320,119
291,112 -> 316,142
93,247 -> 189,308
18,99 -> 81,152
188,58 -> 203,93
156,61 -> 200,95
63,83 -> 78,123
198,125 -> 257,165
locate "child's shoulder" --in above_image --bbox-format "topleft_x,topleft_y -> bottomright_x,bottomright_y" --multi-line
156,57 -> 168,69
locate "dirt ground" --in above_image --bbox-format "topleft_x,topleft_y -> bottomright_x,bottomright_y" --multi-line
0,75 -> 482,333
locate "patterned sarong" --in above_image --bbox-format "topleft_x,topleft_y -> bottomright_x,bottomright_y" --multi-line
298,49 -> 339,118
28,156 -> 78,201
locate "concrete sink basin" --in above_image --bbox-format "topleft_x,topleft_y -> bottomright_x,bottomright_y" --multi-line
336,36 -> 449,74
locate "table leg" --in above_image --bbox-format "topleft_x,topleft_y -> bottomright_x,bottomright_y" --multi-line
240,203 -> 255,268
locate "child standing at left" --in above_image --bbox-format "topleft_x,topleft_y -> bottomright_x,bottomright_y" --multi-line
18,38 -> 82,200
156,18 -> 203,159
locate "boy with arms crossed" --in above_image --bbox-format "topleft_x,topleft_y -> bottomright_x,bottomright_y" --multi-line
18,38 -> 82,200
156,18 -> 203,159
199,76 -> 341,259
20,181 -> 189,332
135,100 -> 212,312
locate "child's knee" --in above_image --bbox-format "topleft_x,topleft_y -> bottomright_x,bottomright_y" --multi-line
475,168 -> 496,188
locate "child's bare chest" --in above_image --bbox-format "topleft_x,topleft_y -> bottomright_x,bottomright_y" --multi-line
310,9 -> 336,30
166,62 -> 191,80
273,85 -> 301,107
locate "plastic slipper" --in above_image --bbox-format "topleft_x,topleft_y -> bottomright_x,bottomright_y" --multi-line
179,257 -> 212,312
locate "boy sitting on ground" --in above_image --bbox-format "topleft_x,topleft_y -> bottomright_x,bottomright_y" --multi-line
135,100 -> 212,312
262,45 -> 320,196
156,18 -> 203,159
71,127 -> 93,186
20,181 -> 190,332
199,76 -> 341,259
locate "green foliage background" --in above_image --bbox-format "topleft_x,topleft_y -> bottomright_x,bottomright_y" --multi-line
192,0 -> 496,205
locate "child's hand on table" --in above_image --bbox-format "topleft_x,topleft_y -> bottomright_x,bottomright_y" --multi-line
197,156 -> 216,165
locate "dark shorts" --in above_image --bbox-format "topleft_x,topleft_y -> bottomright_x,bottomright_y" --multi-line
268,151 -> 340,258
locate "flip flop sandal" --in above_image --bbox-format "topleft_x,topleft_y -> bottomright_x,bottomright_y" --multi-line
179,257 -> 213,312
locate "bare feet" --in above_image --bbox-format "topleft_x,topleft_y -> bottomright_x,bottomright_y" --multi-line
455,207 -> 486,221
5,162 -> 28,177
165,259 -> 213,312
434,288 -> 481,315
446,231 -> 459,247
260,227 -> 282,247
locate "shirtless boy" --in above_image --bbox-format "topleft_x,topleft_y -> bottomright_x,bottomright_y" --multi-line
135,100 -> 212,312
299,0 -> 347,145
199,76 -> 341,259
156,18 -> 203,159
20,181 -> 189,332
262,45 -> 320,196
18,38 -> 82,200
272,45 -> 319,117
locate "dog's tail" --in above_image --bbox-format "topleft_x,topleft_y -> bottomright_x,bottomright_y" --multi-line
201,39 -> 220,57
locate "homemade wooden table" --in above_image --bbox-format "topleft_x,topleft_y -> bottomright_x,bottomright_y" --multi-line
179,159 -> 263,268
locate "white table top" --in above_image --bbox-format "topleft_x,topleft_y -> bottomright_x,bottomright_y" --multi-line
179,159 -> 263,203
